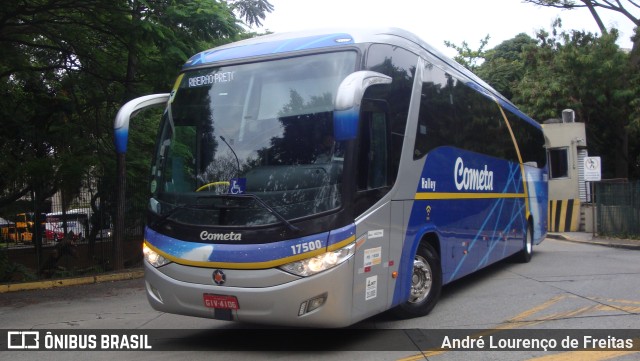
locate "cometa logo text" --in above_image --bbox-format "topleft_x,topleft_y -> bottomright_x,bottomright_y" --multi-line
454,157 -> 494,191
200,231 -> 242,241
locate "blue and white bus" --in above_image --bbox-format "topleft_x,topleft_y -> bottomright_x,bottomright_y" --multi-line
114,28 -> 548,327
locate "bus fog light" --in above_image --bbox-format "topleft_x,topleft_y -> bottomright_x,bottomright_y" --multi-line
298,294 -> 327,316
307,295 -> 326,312
280,242 -> 355,277
143,242 -> 171,268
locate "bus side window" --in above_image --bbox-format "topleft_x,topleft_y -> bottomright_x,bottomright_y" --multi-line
415,61 -> 520,162
504,110 -> 547,168
358,99 -> 389,190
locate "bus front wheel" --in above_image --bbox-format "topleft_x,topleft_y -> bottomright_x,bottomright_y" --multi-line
393,242 -> 442,319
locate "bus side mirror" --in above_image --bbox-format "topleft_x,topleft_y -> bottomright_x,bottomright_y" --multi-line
114,94 -> 170,154
333,71 -> 391,141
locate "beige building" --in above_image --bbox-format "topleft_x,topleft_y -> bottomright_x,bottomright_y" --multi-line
542,110 -> 590,232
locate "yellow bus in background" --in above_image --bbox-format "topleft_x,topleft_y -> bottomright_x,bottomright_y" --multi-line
0,213 -> 33,242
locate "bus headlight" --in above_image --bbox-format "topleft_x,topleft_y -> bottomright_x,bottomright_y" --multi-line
280,242 -> 355,277
143,243 -> 171,268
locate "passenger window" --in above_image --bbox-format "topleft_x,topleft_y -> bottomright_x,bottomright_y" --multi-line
358,100 -> 388,190
415,61 -> 519,162
504,110 -> 547,168
366,44 -> 418,184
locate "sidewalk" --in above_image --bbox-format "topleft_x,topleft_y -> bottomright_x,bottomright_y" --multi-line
547,232 -> 640,250
0,268 -> 144,294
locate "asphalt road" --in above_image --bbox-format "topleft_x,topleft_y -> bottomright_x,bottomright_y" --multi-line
1,238 -> 639,361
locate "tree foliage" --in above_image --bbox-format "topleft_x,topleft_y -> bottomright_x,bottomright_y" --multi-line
0,0 -> 273,216
444,35 -> 491,71
228,0 -> 275,27
476,33 -> 538,99
522,0 -> 640,64
516,23 -> 636,178
464,17 -> 639,179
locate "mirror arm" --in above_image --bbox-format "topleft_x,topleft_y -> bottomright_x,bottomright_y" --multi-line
114,94 -> 170,154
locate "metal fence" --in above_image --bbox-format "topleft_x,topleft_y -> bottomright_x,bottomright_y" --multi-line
596,181 -> 640,237
1,177 -> 147,283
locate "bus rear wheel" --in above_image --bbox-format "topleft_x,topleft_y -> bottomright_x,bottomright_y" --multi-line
516,223 -> 533,263
393,242 -> 442,319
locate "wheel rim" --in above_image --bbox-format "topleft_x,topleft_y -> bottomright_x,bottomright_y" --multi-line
526,229 -> 533,254
409,254 -> 432,303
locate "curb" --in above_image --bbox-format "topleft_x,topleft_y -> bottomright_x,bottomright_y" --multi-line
547,234 -> 640,251
0,269 -> 144,294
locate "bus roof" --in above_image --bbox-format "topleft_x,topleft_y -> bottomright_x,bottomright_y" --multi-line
184,27 -> 442,69
182,27 -> 540,129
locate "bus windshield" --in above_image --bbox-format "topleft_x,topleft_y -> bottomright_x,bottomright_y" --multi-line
150,51 -> 357,227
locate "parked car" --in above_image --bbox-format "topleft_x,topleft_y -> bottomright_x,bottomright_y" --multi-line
96,228 -> 113,240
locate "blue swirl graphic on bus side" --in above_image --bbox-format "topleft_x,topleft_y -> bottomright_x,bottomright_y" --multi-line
393,147 -> 529,306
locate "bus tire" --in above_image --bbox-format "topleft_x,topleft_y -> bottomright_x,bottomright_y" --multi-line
516,223 -> 533,263
392,242 -> 442,319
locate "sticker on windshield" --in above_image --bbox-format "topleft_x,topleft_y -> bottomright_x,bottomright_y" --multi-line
228,178 -> 246,194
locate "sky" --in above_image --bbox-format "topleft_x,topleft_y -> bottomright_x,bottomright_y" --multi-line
253,0 -> 637,57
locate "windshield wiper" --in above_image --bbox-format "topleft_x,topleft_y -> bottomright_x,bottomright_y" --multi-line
150,204 -> 188,228
197,193 -> 301,233
152,194 -> 300,233
150,203 -> 226,228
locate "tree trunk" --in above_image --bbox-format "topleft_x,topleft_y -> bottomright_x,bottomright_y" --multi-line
113,153 -> 126,270
123,0 -> 140,102
582,0 -> 608,35
614,124 -> 629,179
630,27 -> 640,67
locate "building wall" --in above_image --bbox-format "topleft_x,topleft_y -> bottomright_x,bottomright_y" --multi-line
542,121 -> 587,232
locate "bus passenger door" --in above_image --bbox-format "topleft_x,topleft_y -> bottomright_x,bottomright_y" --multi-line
351,99 -> 393,319
353,203 -> 391,320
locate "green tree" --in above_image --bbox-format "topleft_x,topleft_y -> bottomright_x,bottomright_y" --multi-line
0,0 -> 273,204
229,0 -> 275,27
513,22 -> 637,179
523,0 -> 640,92
474,33 -> 538,99
0,0 -> 273,269
444,35 -> 491,71
522,1 -> 639,33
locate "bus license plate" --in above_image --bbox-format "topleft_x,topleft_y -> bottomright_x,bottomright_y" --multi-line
203,294 -> 239,310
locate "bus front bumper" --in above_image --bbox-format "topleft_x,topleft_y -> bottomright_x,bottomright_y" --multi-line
144,258 -> 356,328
